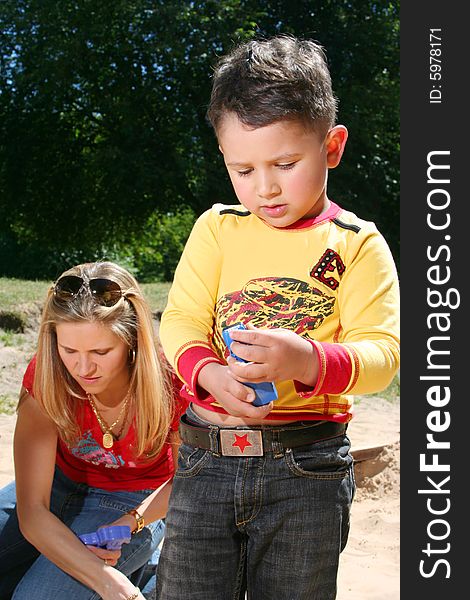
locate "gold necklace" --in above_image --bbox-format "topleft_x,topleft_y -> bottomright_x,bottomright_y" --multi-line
87,390 -> 131,449
113,394 -> 131,440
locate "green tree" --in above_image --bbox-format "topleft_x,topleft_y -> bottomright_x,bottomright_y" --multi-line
0,0 -> 399,279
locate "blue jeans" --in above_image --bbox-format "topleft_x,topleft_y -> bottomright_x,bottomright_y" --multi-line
0,467 -> 165,600
156,411 -> 355,600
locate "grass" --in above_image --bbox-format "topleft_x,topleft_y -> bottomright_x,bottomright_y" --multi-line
378,372 -> 400,402
0,277 -> 172,315
140,282 -> 172,314
358,372 -> 400,405
0,277 -> 50,308
0,394 -> 17,415
0,330 -> 36,351
0,330 -> 19,347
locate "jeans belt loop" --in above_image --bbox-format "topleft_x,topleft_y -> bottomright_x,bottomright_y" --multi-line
271,430 -> 284,458
208,425 -> 221,456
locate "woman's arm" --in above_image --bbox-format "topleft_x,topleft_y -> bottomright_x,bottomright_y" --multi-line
109,429 -> 181,533
109,479 -> 172,534
14,387 -> 144,599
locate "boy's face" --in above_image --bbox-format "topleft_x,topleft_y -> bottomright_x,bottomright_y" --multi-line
218,114 -> 347,228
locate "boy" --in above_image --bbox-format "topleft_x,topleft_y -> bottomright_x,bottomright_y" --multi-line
157,35 -> 400,599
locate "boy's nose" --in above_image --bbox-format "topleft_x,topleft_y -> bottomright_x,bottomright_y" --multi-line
256,174 -> 281,199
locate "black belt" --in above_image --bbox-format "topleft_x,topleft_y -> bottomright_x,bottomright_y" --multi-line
179,414 -> 347,457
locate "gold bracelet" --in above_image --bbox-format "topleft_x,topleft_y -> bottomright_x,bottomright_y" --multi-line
125,588 -> 140,600
127,508 -> 145,534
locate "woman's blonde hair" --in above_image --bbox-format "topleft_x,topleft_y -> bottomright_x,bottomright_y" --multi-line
33,261 -> 174,458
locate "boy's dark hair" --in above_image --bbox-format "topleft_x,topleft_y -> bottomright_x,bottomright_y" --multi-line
206,35 -> 338,136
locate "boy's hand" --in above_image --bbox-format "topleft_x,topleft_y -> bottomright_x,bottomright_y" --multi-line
227,325 -> 319,386
198,362 -> 274,418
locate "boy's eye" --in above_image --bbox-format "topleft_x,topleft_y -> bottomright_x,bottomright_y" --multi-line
94,350 -> 109,356
236,169 -> 253,177
277,162 -> 296,170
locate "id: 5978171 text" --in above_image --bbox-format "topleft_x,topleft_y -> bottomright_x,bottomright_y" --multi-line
429,28 -> 442,104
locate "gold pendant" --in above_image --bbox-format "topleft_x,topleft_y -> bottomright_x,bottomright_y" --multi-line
103,432 -> 114,449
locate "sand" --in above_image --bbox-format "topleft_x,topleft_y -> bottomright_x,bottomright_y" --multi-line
337,397 -> 400,599
0,395 -> 399,599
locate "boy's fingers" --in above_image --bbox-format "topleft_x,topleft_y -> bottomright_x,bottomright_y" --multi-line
224,398 -> 273,419
249,402 -> 274,418
233,383 -> 256,403
229,361 -> 269,382
230,330 -> 267,347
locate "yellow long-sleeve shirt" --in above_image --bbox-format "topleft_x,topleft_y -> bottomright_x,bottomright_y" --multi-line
160,201 -> 400,422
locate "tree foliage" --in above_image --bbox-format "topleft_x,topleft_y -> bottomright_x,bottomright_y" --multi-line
0,0 -> 399,279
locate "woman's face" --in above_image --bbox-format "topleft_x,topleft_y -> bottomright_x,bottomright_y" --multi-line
56,321 -> 130,400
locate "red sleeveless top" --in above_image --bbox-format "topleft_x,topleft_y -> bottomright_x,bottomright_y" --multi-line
22,357 -> 187,491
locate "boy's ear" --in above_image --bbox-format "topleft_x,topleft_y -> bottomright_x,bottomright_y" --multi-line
325,125 -> 348,168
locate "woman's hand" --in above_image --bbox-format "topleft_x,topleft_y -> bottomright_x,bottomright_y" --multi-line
98,565 -> 145,600
85,544 -> 121,567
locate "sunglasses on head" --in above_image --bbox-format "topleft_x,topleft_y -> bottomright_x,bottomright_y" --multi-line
53,275 -> 123,307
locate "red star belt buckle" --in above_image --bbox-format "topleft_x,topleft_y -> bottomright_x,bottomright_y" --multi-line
219,429 -> 264,456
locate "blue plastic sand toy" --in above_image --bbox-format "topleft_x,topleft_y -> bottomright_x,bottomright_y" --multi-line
78,525 -> 132,550
222,323 -> 278,407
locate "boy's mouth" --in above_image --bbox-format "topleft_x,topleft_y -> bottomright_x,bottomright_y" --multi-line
261,204 -> 288,218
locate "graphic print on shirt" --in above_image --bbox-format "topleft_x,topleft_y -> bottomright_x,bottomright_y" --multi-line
70,430 -> 126,469
214,276 -> 335,356
310,249 -> 345,291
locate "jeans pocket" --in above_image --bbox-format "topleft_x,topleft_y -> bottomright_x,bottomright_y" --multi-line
175,443 -> 211,478
284,435 -> 353,480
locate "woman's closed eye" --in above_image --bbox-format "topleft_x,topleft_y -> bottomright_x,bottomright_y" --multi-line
60,346 -> 110,356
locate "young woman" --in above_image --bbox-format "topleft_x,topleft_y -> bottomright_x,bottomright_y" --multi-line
0,261 -> 186,600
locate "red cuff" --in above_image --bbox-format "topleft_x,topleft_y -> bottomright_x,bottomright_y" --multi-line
294,341 -> 354,397
176,345 -> 224,402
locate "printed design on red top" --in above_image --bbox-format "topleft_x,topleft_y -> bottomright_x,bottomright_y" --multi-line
310,249 -> 345,291
214,277 -> 335,356
70,430 -> 127,469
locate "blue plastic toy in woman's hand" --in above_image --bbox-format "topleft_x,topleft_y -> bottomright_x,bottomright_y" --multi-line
78,525 -> 132,550
222,323 -> 278,406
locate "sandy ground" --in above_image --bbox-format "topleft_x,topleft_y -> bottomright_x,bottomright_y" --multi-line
0,395 -> 399,599
0,315 -> 399,598
337,398 -> 400,599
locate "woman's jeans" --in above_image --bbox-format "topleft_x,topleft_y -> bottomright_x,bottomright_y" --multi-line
156,412 -> 355,600
0,467 -> 164,600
